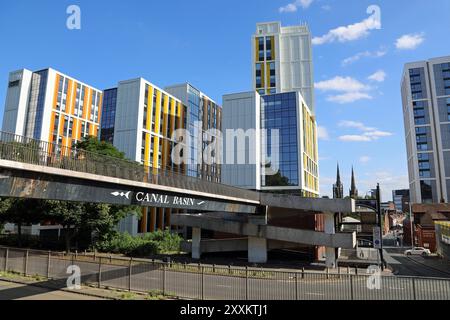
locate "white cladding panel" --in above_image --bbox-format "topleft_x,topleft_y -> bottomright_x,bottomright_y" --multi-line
2,69 -> 32,135
114,79 -> 142,161
222,91 -> 261,190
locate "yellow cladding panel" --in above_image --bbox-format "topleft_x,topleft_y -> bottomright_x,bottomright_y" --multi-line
161,96 -> 169,168
97,92 -> 103,127
255,37 -> 259,61
153,90 -> 162,170
270,36 -> 275,60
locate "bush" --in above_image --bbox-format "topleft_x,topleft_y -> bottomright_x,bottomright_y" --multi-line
94,230 -> 181,257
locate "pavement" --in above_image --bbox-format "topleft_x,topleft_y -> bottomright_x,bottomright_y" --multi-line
0,280 -> 104,300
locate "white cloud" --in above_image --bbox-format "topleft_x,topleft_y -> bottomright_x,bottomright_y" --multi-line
312,7 -> 381,45
395,33 -> 425,50
339,135 -> 372,142
315,76 -> 369,93
328,92 -> 372,104
342,49 -> 387,66
321,5 -> 332,11
315,76 -> 372,104
279,0 -> 313,13
359,156 -> 371,163
368,70 -> 386,82
360,171 -> 409,201
339,120 -> 375,131
317,126 -> 330,140
338,120 -> 393,142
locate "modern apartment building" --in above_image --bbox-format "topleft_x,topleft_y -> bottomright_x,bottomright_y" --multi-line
252,22 -> 314,112
99,79 -> 222,234
392,189 -> 410,212
165,83 -> 222,182
2,68 -> 103,147
222,90 -> 319,197
401,56 -> 450,204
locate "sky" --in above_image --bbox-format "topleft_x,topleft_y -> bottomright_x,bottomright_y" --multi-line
1,0 -> 450,201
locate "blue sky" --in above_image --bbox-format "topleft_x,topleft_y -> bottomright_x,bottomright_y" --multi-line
1,0 -> 450,201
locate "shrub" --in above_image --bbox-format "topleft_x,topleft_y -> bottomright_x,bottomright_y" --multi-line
94,230 -> 181,257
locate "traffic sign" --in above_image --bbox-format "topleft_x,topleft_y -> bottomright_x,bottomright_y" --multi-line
373,226 -> 382,249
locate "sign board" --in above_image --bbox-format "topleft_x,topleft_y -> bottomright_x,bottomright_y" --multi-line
373,226 -> 382,249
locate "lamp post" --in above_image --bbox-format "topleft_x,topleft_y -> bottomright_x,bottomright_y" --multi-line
405,201 -> 414,248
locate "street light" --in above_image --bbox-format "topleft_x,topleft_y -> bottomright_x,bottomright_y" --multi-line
405,201 -> 414,248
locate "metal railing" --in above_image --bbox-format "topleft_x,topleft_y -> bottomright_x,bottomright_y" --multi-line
0,130 -> 259,202
1,246 -> 449,300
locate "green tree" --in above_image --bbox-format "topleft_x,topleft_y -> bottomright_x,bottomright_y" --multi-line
0,198 -> 47,247
265,172 -> 290,187
44,201 -> 140,252
75,136 -> 126,159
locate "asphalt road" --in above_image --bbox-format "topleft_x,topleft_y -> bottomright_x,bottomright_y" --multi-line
2,252 -> 449,300
0,280 -> 103,300
385,248 -> 450,278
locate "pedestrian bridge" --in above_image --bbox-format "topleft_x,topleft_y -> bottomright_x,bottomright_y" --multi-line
0,131 -> 356,266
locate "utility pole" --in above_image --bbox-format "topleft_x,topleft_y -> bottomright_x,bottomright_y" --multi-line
376,184 -> 385,270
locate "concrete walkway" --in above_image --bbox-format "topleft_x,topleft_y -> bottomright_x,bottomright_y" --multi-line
0,280 -> 104,300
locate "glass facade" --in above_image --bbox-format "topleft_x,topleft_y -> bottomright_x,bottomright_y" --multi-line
261,92 -> 299,187
100,88 -> 117,144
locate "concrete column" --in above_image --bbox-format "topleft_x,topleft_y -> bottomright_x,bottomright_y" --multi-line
324,213 -> 337,268
192,227 -> 201,260
248,237 -> 267,263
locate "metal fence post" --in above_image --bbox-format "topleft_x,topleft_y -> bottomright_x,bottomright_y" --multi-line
201,266 -> 205,300
98,257 -> 102,288
46,251 -> 51,278
350,274 -> 354,300
302,267 -> 305,279
295,273 -> 299,300
128,258 -> 132,292
163,263 -> 166,296
245,266 -> 249,300
412,277 -> 416,300
4,248 -> 9,272
24,250 -> 29,276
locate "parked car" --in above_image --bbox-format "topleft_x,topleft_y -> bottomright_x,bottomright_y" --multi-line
357,239 -> 373,248
404,247 -> 431,256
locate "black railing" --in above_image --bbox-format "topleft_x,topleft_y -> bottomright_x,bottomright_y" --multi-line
0,131 -> 259,202
1,246 -> 450,300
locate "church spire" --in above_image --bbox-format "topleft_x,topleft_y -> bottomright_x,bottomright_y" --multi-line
333,163 -> 344,199
350,166 -> 358,199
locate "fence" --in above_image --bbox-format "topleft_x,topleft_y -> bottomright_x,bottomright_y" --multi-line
1,246 -> 449,300
0,130 -> 259,202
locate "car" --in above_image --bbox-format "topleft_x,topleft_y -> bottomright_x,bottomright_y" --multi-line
404,247 -> 431,256
357,239 -> 373,248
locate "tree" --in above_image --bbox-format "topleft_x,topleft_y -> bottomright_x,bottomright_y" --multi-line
0,198 -> 48,246
265,172 -> 290,187
75,136 -> 125,159
43,200 -> 140,252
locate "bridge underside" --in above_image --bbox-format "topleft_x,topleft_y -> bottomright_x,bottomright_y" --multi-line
0,166 -> 259,214
172,213 -> 356,265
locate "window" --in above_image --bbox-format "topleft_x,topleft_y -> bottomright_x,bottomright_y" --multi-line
413,101 -> 427,125
8,80 -> 19,88
420,180 -> 433,202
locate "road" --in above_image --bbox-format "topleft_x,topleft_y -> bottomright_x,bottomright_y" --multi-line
2,252 -> 449,300
384,248 -> 450,278
0,280 -> 104,300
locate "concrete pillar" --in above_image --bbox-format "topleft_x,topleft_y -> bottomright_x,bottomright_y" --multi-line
192,227 -> 201,260
248,237 -> 267,263
324,213 -> 337,268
